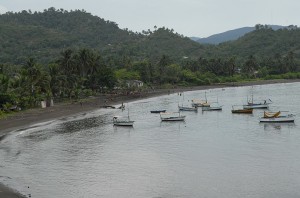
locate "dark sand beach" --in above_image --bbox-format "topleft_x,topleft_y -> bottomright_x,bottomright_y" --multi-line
0,78 -> 299,197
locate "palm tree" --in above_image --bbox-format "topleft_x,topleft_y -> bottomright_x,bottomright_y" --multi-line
243,55 -> 258,77
286,51 -> 297,72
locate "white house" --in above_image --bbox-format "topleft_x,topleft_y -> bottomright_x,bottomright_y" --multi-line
126,80 -> 144,88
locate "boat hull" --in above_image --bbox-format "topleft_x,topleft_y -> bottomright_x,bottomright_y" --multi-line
192,103 -> 210,107
178,106 -> 197,111
259,117 -> 295,123
243,104 -> 269,109
113,121 -> 134,126
232,109 -> 253,114
161,116 -> 186,121
202,107 -> 222,111
150,110 -> 166,113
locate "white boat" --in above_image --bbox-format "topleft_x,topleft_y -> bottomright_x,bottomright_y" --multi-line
259,111 -> 295,123
243,102 -> 270,109
178,105 -> 198,112
202,102 -> 222,111
160,112 -> 186,121
113,116 -> 134,126
178,92 -> 197,111
113,105 -> 134,126
243,94 -> 272,109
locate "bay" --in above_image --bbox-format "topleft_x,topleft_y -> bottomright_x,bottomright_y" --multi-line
1,82 -> 300,198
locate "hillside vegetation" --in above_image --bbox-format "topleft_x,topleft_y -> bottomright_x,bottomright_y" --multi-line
0,8 -> 204,64
208,25 -> 300,61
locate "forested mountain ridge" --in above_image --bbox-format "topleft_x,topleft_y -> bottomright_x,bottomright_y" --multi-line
0,8 -> 143,64
0,8 -> 203,65
206,25 -> 300,61
1,8 -> 300,66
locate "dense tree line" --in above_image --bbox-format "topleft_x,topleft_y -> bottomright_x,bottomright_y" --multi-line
1,47 -> 299,113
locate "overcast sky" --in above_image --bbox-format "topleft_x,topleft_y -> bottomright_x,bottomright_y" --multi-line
0,0 -> 299,37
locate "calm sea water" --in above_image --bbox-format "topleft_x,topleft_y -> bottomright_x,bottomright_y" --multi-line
1,83 -> 300,198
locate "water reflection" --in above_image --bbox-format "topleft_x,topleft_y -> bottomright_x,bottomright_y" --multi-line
113,126 -> 134,134
262,122 -> 296,131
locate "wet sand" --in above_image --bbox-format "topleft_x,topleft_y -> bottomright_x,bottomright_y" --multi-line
0,78 -> 299,197
0,183 -> 26,198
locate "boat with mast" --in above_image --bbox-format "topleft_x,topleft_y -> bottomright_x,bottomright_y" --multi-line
113,105 -> 134,126
202,102 -> 222,111
178,105 -> 198,111
243,93 -> 272,109
191,91 -> 210,107
178,92 -> 198,111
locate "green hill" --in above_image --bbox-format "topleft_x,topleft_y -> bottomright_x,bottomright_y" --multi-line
206,25 -> 300,61
0,8 -> 204,65
1,8 -> 300,66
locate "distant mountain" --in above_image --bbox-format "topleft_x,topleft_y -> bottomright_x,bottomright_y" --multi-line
194,25 -> 285,45
0,8 -> 299,67
189,37 -> 201,41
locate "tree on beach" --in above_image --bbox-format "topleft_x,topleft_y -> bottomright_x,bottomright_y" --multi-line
19,58 -> 51,107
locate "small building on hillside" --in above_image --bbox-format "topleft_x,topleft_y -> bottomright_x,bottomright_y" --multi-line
126,80 -> 144,88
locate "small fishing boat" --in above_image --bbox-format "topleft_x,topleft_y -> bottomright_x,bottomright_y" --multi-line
178,92 -> 197,112
259,111 -> 295,123
191,91 -> 210,107
150,110 -> 166,113
113,116 -> 134,126
243,102 -> 270,109
243,94 -> 272,109
202,102 -> 222,111
191,99 -> 210,107
231,105 -> 253,114
160,112 -> 186,121
178,105 -> 198,112
113,105 -> 134,126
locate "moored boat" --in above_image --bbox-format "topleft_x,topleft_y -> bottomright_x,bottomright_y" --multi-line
231,105 -> 253,114
191,99 -> 210,107
160,112 -> 186,121
178,105 -> 197,112
232,109 -> 253,114
202,102 -> 222,111
243,102 -> 269,109
113,105 -> 134,126
243,94 -> 272,109
113,116 -> 134,126
191,91 -> 210,107
150,110 -> 166,113
259,111 -> 295,123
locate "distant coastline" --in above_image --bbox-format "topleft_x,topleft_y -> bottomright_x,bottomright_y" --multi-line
0,78 -> 299,198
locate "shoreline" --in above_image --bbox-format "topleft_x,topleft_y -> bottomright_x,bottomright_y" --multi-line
0,78 -> 299,197
0,183 -> 26,198
1,79 -> 299,136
